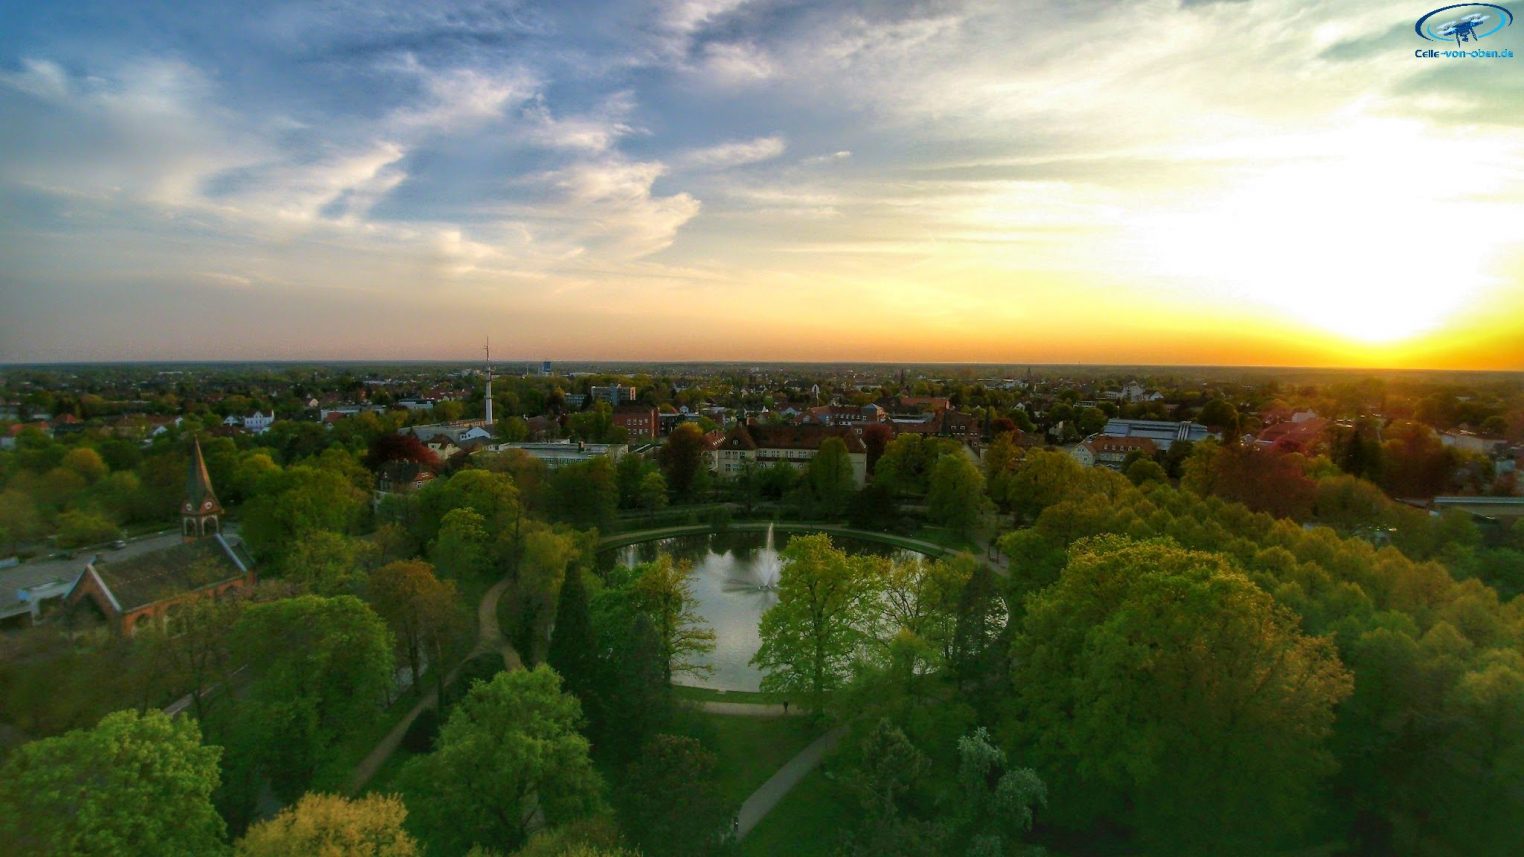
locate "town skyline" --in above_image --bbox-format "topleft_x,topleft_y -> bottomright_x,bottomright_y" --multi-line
4,0 -> 1523,369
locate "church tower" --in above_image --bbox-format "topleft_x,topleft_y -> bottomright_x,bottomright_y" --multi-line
182,436 -> 224,541
484,339 -> 494,429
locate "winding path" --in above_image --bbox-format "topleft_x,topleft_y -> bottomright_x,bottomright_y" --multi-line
347,574 -> 523,794
734,723 -> 847,840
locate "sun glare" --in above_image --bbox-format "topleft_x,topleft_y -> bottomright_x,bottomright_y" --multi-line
1133,122 -> 1517,345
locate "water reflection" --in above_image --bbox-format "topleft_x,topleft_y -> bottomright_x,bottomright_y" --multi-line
599,526 -> 920,692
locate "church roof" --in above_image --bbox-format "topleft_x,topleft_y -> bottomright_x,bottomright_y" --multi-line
185,436 -> 223,516
76,535 -> 252,613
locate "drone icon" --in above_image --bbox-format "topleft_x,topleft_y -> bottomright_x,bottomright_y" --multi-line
1415,3 -> 1516,44
1437,12 -> 1490,42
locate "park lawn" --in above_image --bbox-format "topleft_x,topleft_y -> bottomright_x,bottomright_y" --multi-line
908,523 -> 979,553
739,766 -> 850,857
697,712 -> 824,809
672,684 -> 797,706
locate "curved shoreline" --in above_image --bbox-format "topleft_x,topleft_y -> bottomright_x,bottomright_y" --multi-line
597,520 -> 961,558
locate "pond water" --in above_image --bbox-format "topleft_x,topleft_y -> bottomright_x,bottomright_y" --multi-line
597,525 -> 925,692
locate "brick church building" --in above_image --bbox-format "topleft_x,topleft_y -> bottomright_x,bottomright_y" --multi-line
66,437 -> 256,636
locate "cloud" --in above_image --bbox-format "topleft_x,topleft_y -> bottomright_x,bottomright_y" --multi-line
542,159 -> 702,258
696,41 -> 777,84
802,150 -> 852,165
679,135 -> 786,169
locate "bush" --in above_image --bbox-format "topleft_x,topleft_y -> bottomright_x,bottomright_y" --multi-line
402,707 -> 439,754
441,652 -> 506,711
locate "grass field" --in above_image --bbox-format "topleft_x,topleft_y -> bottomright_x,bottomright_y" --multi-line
739,766 -> 849,857
672,684 -> 796,706
691,711 -> 824,809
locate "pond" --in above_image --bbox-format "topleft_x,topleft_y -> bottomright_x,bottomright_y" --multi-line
597,525 -> 927,692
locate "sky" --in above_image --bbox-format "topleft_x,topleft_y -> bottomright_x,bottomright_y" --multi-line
2,0 -> 1523,368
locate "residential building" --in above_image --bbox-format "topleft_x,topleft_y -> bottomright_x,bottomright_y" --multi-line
714,423 -> 868,486
591,385 -> 637,406
614,405 -> 660,440
487,441 -> 627,469
1073,436 -> 1158,469
1099,418 -> 1213,451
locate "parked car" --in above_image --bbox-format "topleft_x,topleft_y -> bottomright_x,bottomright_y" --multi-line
111,539 -> 128,549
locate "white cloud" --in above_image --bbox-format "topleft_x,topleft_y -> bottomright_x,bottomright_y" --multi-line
679,135 -> 786,169
697,41 -> 776,85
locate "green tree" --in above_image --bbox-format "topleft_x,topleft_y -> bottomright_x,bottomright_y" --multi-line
433,507 -> 492,579
233,595 -> 395,799
632,556 -> 716,682
283,530 -> 375,594
544,458 -> 620,532
660,423 -> 707,499
1010,537 -> 1353,852
402,667 -> 606,854
0,709 -> 226,856
55,508 -> 120,548
955,727 -> 1046,853
547,565 -> 598,706
841,718 -> 944,857
753,534 -> 871,708
1124,457 -> 1167,486
927,453 -> 988,538
242,465 -> 367,565
637,470 -> 669,519
616,735 -> 730,857
235,792 -> 419,857
61,446 -> 109,483
806,437 -> 855,516
1003,449 -> 1083,523
367,560 -> 462,697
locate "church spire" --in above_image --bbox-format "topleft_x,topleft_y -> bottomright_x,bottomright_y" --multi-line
182,436 -> 223,541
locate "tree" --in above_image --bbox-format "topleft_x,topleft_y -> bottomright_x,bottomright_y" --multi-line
0,709 -> 226,855
927,453 -> 988,538
242,465 -> 368,565
1010,536 -> 1353,852
365,433 -> 440,470
368,560 -> 462,697
1197,398 -> 1240,437
632,555 -> 716,682
233,595 -> 395,799
144,592 -> 246,722
863,423 -> 894,475
1124,457 -> 1167,486
0,488 -> 44,550
432,507 -> 492,579
235,793 -> 419,857
544,458 -> 620,532
955,727 -> 1046,852
61,446 -> 109,483
547,565 -> 598,705
283,530 -> 375,594
1003,449 -> 1083,523
806,436 -> 855,516
56,508 -> 120,548
753,534 -> 872,708
616,735 -> 730,857
615,452 -> 651,509
843,720 -> 944,857
402,667 -> 606,854
660,423 -> 707,499
637,470 -> 669,519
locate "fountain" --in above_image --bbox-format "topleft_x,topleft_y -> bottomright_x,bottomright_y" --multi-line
602,526 -> 923,691
725,522 -> 781,593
